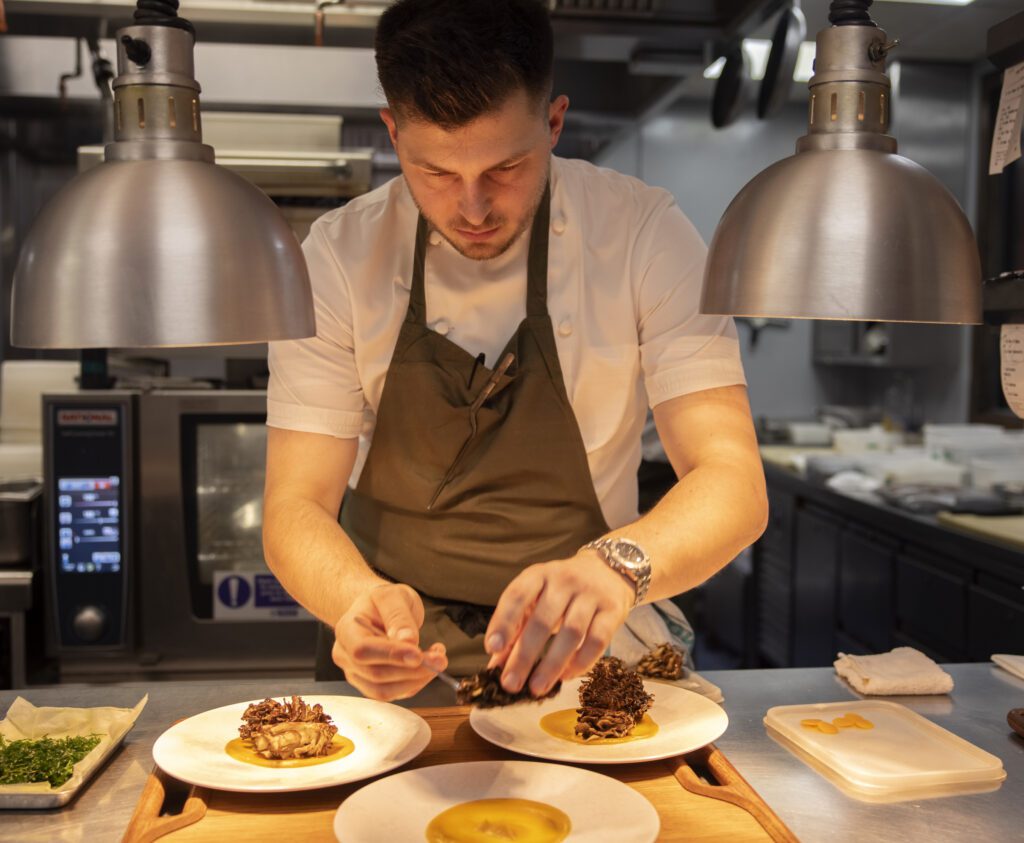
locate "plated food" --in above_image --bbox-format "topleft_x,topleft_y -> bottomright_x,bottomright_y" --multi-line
539,657 -> 657,745
224,696 -> 355,769
152,695 -> 430,793
333,760 -> 660,843
634,642 -> 686,680
470,669 -> 728,764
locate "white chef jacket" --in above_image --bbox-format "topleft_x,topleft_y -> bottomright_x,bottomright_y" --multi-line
267,156 -> 746,529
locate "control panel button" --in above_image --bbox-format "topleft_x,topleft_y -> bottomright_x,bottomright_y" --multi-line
72,605 -> 107,643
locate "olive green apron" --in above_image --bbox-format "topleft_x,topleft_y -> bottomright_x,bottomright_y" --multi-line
316,185 -> 610,678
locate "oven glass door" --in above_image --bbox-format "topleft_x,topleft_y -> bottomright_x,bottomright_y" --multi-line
182,415 -> 308,621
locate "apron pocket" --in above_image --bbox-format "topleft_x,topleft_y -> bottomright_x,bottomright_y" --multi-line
427,425 -> 476,510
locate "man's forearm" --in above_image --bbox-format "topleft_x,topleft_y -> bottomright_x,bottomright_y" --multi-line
263,496 -> 386,626
606,458 -> 767,603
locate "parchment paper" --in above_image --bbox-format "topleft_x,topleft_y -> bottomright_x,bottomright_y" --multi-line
0,695 -> 147,803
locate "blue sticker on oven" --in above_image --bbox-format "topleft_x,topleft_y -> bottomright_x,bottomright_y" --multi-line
213,572 -> 312,621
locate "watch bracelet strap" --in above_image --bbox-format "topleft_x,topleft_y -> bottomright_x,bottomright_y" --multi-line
582,537 -> 650,607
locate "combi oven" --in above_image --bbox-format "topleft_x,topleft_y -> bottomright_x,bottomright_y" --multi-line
43,390 -> 317,679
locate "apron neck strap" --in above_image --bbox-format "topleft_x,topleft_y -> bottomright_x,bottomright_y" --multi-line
407,214 -> 431,325
407,181 -> 552,326
525,182 -> 551,319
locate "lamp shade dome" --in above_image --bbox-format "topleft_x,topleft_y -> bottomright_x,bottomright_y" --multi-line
701,148 -> 982,324
12,157 -> 314,348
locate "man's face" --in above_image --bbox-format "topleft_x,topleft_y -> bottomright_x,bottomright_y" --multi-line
381,90 -> 569,260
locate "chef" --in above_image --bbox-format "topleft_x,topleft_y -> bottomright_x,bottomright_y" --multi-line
263,0 -> 767,701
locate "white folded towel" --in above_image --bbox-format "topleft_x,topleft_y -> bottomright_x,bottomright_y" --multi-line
992,654 -> 1024,681
834,647 -> 954,695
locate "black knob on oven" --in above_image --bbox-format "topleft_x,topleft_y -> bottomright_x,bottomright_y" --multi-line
72,606 -> 107,642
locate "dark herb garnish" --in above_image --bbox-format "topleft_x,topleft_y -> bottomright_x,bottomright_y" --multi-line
0,733 -> 102,788
455,668 -> 561,708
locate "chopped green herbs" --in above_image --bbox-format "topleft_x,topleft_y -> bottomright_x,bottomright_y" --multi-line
0,733 -> 102,788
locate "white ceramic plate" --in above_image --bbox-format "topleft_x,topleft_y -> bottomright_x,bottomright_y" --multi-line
470,676 -> 728,764
333,760 -> 660,842
152,695 -> 430,793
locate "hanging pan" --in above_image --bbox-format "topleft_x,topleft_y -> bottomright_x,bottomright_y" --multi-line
757,0 -> 807,120
711,42 -> 749,129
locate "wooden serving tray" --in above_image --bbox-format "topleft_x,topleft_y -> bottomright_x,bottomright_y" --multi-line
122,706 -> 796,843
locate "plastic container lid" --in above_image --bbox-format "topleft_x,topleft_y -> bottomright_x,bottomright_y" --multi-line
764,700 -> 1006,802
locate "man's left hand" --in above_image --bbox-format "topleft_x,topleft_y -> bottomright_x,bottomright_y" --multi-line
483,550 -> 634,697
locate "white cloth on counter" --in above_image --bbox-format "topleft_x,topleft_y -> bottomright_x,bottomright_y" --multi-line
609,600 -> 695,670
825,470 -> 883,495
991,653 -> 1024,681
834,647 -> 954,695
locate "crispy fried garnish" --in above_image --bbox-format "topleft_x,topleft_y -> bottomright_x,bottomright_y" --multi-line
574,657 -> 653,740
635,642 -> 686,680
238,696 -> 338,759
455,667 -> 561,708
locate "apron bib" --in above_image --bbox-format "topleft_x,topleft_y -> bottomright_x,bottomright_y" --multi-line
317,186 -> 611,677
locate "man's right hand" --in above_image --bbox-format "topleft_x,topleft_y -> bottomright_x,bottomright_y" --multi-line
331,583 -> 448,701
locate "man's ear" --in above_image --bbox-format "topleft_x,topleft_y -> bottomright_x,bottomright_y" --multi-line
548,95 -> 570,149
380,107 -> 399,149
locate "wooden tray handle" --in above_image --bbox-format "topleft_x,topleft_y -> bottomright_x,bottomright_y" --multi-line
670,743 -> 798,843
121,766 -> 208,843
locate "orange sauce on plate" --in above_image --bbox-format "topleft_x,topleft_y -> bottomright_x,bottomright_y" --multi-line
425,798 -> 571,843
538,709 -> 658,744
224,734 -> 355,768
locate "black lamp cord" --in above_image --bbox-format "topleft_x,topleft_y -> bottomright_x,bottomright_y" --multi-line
121,0 -> 195,66
828,0 -> 877,27
133,0 -> 194,34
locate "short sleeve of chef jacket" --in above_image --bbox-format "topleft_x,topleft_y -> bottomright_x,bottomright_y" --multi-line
266,223 -> 366,439
266,167 -> 746,442
632,191 -> 746,408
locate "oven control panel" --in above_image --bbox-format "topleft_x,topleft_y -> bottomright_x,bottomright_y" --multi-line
44,394 -> 134,654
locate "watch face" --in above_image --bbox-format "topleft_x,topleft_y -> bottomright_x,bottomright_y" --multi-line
611,540 -> 646,568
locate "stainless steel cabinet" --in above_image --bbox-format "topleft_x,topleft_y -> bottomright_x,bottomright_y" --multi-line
895,552 -> 968,661
753,465 -> 1024,667
968,577 -> 1024,660
838,529 -> 896,653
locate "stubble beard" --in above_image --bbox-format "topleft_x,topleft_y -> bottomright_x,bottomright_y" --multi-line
409,165 -> 550,262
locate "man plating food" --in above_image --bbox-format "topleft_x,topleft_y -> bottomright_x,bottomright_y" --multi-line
263,0 -> 767,701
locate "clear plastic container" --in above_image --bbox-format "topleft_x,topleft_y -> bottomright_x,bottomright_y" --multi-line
764,700 -> 1006,802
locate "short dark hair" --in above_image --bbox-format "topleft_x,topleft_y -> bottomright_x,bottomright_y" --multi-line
375,0 -> 554,129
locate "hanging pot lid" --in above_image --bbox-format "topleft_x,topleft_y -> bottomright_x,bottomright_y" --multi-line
758,1 -> 807,119
711,42 -> 749,129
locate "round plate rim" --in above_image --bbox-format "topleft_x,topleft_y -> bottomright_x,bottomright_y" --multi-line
332,759 -> 661,843
468,678 -> 728,765
151,695 -> 432,793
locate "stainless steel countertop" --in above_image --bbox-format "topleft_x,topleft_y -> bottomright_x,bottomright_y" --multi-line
707,664 -> 1024,842
1,664 -> 1021,842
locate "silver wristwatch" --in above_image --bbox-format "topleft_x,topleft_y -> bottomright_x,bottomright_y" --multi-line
582,537 -> 652,608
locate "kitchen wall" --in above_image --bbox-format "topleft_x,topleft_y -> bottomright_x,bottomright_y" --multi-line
0,109 -> 97,366
0,36 -> 383,108
595,61 -> 980,426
